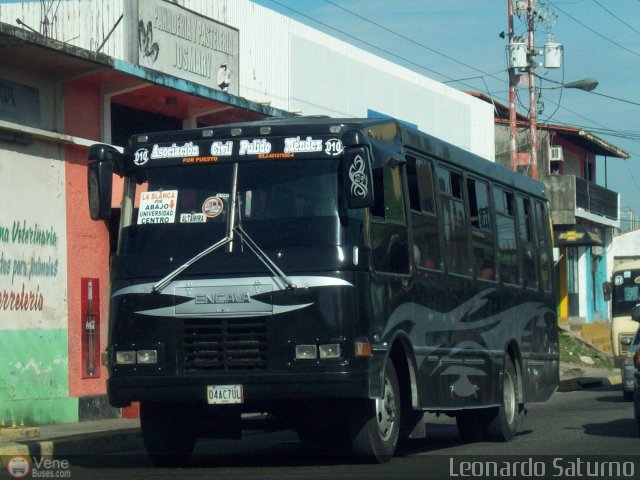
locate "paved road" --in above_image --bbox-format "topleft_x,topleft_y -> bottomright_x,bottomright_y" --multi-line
53,385 -> 640,479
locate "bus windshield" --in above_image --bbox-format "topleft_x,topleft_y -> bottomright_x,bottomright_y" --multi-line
117,159 -> 362,278
612,269 -> 640,316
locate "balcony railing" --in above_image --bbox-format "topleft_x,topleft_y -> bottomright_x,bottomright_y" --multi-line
575,177 -> 618,220
545,175 -> 619,225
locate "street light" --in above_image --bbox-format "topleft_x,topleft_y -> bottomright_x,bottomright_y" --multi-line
508,74 -> 599,179
561,78 -> 599,91
507,0 -> 600,180
541,78 -> 599,91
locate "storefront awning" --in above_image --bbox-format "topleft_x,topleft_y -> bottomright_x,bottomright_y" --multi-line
0,22 -> 292,128
555,225 -> 603,246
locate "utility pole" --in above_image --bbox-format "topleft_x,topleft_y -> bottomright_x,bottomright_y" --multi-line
507,0 -> 560,180
508,0 -> 518,173
527,0 -> 538,179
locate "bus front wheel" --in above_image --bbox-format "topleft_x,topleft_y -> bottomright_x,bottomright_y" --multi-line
348,361 -> 401,463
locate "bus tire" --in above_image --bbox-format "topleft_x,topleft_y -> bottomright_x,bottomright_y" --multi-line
140,401 -> 196,467
486,357 -> 520,442
348,361 -> 400,463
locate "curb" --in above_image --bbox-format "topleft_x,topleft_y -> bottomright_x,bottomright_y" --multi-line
0,428 -> 142,464
0,427 -> 40,444
558,373 -> 622,392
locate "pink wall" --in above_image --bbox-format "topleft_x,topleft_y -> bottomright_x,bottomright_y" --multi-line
553,137 -> 595,180
64,82 -> 110,397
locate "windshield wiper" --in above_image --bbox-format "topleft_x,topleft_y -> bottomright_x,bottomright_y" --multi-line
152,162 -> 241,293
152,163 -> 296,293
152,225 -> 296,293
235,224 -> 296,290
152,235 -> 233,293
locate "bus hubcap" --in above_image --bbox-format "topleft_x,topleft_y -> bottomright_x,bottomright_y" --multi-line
504,369 -> 516,425
376,376 -> 397,440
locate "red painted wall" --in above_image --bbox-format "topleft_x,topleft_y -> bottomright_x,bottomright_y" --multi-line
64,81 -> 110,397
553,137 -> 596,181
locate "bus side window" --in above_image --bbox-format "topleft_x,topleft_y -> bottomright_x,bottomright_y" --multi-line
407,156 -> 441,270
467,178 -> 496,281
534,200 -> 552,291
517,195 -> 538,289
494,187 -> 520,285
370,163 -> 409,274
438,167 -> 471,276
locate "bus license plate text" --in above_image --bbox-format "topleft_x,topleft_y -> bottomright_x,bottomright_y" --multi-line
207,385 -> 243,404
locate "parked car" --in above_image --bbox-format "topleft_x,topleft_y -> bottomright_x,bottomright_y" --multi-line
622,328 -> 640,401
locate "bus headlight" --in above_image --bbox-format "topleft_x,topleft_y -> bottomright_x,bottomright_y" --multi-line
319,344 -> 341,359
136,350 -> 158,364
115,347 -> 161,365
295,345 -> 318,360
115,351 -> 136,365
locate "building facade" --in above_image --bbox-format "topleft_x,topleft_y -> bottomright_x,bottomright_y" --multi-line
0,0 -> 495,424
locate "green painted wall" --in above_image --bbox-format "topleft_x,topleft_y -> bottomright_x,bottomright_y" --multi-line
0,329 -> 77,425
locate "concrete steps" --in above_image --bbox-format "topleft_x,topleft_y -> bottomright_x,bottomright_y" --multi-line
559,318 -> 612,355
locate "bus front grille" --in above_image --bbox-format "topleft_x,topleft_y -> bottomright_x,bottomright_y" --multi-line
183,317 -> 268,371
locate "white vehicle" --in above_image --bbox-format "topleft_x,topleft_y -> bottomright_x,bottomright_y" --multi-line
607,259 -> 640,368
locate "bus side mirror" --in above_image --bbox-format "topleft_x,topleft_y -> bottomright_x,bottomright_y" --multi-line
632,305 -> 640,323
88,143 -> 124,174
603,281 -> 612,302
343,147 -> 374,209
88,160 -> 113,221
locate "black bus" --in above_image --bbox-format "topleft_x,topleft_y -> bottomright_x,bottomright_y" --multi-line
88,117 -> 558,464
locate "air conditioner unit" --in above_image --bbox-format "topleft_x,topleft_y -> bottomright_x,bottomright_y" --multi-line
550,146 -> 564,162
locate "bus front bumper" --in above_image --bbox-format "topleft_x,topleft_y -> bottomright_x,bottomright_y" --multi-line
107,370 -> 371,408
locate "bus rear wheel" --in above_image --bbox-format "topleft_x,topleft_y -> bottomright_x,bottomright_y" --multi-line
456,357 -> 521,443
486,357 -> 520,441
348,361 -> 400,463
140,401 -> 197,467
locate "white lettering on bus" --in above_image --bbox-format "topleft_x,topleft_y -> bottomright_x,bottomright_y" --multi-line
238,139 -> 271,155
150,142 -> 199,159
210,141 -> 233,156
284,136 -> 323,153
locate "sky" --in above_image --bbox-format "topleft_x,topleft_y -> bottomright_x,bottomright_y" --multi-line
252,0 -> 640,229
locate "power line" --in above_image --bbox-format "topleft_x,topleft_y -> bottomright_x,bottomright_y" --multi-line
323,0 -> 508,85
544,119 -> 640,141
441,71 -> 508,84
536,73 -> 640,107
589,91 -> 640,107
265,0 -> 459,83
262,0 -> 638,147
592,0 -> 640,36
623,161 -> 640,197
318,0 -> 640,140
547,1 -> 640,58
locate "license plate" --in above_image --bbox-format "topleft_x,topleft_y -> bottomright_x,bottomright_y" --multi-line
207,384 -> 244,405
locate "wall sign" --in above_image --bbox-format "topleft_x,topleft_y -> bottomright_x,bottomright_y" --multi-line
137,0 -> 239,95
0,151 -> 67,329
0,77 -> 40,128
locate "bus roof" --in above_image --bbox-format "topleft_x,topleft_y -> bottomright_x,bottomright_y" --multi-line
128,116 -> 547,200
613,258 -> 640,273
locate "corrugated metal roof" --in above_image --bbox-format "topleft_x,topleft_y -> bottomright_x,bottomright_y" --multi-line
466,91 -> 630,159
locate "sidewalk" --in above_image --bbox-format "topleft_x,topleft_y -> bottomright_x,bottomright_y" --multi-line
0,418 -> 142,463
0,364 -> 622,462
558,361 -> 621,392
